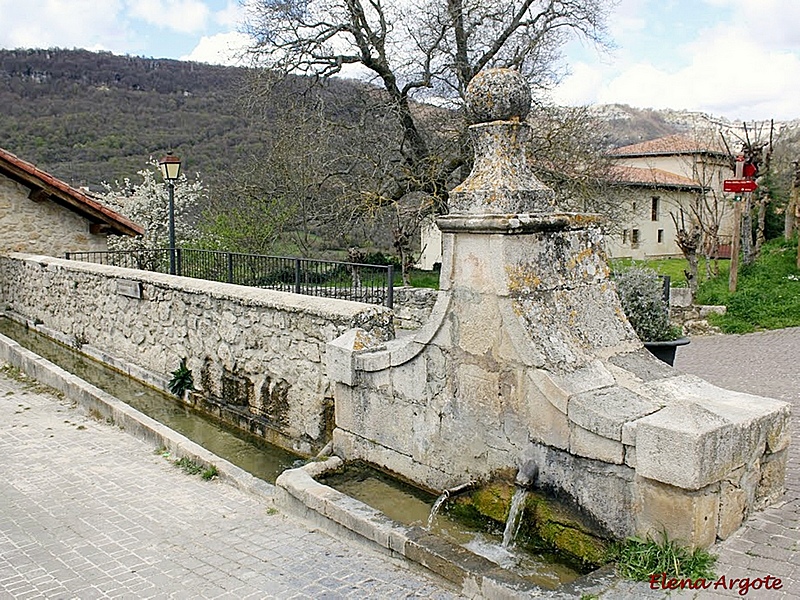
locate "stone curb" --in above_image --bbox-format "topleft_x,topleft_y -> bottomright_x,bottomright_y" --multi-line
274,460 -> 617,599
0,331 -> 274,502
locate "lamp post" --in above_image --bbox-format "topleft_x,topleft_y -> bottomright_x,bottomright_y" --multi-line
158,152 -> 182,275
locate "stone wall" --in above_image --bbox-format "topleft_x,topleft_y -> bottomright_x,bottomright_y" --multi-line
391,286 -> 439,330
0,253 -> 393,455
0,176 -> 108,256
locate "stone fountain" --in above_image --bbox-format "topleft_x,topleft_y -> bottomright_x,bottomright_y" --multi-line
327,68 -> 790,547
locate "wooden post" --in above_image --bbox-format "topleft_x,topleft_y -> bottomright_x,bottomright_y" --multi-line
729,197 -> 742,293
787,161 -> 799,240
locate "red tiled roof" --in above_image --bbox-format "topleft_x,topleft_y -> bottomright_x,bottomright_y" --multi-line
608,133 -> 729,157
0,147 -> 143,237
606,165 -> 703,190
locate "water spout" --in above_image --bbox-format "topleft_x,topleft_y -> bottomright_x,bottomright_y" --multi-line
501,486 -> 529,549
426,481 -> 475,529
515,461 -> 539,489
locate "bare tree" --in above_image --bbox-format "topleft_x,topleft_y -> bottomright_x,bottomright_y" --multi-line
243,0 -> 614,213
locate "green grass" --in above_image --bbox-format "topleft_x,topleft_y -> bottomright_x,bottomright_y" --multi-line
610,532 -> 717,581
408,268 -> 440,289
610,257 -> 729,288
696,237 -> 800,333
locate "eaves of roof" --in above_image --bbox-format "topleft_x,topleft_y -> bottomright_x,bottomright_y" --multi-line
0,147 -> 144,237
608,134 -> 730,159
606,165 -> 705,192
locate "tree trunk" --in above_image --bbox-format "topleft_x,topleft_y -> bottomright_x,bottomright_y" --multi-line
755,193 -> 768,256
787,161 -> 799,240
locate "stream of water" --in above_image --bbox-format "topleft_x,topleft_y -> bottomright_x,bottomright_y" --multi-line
0,318 -> 300,482
502,487 -> 529,548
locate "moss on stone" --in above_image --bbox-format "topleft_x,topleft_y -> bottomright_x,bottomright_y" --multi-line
454,483 -> 609,568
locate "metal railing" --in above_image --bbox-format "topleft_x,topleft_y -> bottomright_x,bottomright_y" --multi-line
65,248 -> 395,308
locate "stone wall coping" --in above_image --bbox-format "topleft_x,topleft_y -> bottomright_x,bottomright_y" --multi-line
9,252 -> 391,322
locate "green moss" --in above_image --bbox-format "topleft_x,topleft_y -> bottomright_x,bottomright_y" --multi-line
454,484 -> 610,569
469,482 -> 514,522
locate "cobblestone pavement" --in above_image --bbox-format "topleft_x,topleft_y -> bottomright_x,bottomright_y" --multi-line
2,328 -> 799,599
604,328 -> 800,600
0,370 -> 459,599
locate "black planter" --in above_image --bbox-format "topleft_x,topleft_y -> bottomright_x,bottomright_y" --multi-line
643,337 -> 691,366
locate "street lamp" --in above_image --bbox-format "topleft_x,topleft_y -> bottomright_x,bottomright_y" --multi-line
158,152 -> 181,275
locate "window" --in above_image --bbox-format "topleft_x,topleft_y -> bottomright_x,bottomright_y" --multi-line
631,229 -> 640,247
651,196 -> 660,221
623,230 -> 628,244
657,229 -> 664,243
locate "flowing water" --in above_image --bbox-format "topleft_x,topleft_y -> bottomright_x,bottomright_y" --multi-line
426,491 -> 450,530
501,486 -> 529,548
0,318 -> 301,482
319,464 -> 583,589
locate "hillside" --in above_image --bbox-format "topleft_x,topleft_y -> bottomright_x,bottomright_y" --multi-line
0,48 -> 370,191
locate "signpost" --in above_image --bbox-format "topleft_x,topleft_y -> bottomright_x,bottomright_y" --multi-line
725,162 -> 758,292
723,179 -> 758,194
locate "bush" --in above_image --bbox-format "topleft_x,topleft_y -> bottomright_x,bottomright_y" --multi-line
614,266 -> 681,342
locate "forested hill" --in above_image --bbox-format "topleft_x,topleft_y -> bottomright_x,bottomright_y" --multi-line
0,47 -> 710,193
0,48 -> 291,189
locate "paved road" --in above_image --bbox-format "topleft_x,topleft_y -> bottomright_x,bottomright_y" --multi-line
1,328 -> 799,599
0,369 -> 458,599
603,328 -> 800,600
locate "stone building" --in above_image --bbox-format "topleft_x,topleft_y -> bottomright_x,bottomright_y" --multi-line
606,134 -> 735,260
418,132 -> 737,268
0,147 -> 142,256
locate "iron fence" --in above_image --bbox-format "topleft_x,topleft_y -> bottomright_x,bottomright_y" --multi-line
65,248 -> 394,308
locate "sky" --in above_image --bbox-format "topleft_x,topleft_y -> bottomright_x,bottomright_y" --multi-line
0,0 -> 798,121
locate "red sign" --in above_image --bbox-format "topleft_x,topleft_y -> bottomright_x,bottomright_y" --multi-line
723,179 -> 758,193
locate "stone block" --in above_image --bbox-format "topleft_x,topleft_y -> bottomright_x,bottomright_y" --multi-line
717,481 -> 747,540
635,403 -> 741,490
569,423 -> 624,464
755,449 -> 788,509
636,477 -> 720,548
522,374 -> 570,450
569,385 -> 660,441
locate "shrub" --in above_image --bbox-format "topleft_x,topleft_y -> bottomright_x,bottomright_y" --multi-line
614,266 -> 681,342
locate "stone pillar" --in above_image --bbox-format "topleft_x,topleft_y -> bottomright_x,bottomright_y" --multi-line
328,69 -> 790,547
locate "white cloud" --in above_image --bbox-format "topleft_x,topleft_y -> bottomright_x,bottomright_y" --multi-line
553,0 -> 800,120
126,0 -> 211,35
0,0 -> 127,51
181,31 -> 252,65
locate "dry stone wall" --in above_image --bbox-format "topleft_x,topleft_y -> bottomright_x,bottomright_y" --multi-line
0,253 -> 393,454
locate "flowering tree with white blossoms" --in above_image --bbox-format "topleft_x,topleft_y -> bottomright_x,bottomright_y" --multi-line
96,160 -> 205,251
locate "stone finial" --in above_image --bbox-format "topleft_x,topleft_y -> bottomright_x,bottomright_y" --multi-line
447,68 -> 556,216
466,68 -> 531,124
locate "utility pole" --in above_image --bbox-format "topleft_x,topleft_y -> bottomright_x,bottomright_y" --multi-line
729,195 -> 742,293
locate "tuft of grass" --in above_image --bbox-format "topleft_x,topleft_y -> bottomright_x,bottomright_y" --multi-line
175,456 -> 217,480
174,456 -> 204,475
168,358 -> 194,397
609,532 -> 717,581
